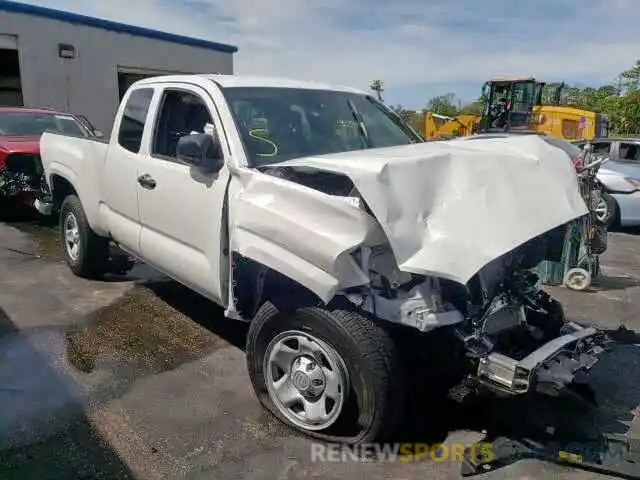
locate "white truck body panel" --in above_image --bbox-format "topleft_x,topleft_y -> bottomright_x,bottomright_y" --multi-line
228,168 -> 386,304
39,133 -> 110,236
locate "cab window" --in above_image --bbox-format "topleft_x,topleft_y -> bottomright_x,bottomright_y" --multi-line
591,142 -> 611,156
619,142 -> 640,162
151,89 -> 213,161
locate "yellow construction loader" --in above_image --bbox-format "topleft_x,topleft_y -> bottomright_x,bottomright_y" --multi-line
422,78 -> 609,141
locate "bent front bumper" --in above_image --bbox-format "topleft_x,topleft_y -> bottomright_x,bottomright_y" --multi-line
33,197 -> 54,215
477,322 -> 609,396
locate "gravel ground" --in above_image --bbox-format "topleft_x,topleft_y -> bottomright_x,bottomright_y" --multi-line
1,214 -> 640,480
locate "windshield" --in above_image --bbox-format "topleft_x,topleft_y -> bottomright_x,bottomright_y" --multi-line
221,87 -> 423,166
0,111 -> 88,137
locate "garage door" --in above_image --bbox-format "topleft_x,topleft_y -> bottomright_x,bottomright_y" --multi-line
0,34 -> 22,106
0,34 -> 18,50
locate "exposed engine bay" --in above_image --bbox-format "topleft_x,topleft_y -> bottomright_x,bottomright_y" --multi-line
256,161 -> 608,399
0,153 -> 48,200
338,220 -> 606,397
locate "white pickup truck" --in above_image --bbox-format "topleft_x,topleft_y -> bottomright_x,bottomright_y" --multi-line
39,74 -> 609,443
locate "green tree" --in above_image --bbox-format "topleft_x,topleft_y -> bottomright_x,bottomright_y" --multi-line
620,60 -> 640,93
390,104 -> 423,134
617,91 -> 640,134
425,93 -> 458,117
459,95 -> 484,115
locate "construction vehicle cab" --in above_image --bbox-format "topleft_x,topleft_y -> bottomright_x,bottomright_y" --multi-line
478,77 -> 545,133
420,77 -> 609,141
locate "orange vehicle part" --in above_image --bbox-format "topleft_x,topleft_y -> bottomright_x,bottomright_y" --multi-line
421,77 -> 609,141
423,112 -> 479,140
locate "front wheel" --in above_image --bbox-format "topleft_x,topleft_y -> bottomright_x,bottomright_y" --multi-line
246,303 -> 404,443
59,195 -> 109,279
594,192 -> 618,229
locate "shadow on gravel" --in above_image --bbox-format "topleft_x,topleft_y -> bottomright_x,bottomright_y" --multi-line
132,280 -> 640,467
616,226 -> 640,236
167,284 -> 640,476
145,280 -> 248,351
0,307 -> 136,480
593,275 -> 640,291
1,203 -> 61,261
0,200 -> 57,225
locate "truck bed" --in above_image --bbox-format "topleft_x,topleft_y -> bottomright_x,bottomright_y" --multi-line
39,132 -> 110,232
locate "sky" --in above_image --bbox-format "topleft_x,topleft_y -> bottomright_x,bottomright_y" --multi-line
15,0 -> 640,109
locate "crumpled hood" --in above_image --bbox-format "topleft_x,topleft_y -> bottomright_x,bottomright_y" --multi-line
271,135 -> 588,284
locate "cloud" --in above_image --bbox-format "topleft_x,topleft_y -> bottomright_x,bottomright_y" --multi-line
18,0 -> 640,107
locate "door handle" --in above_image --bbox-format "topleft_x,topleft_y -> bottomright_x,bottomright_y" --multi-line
137,174 -> 157,190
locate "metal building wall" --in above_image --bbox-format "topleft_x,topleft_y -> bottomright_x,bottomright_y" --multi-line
0,8 -> 235,133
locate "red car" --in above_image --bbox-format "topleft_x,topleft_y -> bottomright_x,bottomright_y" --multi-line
0,106 -> 101,212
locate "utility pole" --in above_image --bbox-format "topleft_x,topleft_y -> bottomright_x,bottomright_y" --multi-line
370,80 -> 384,102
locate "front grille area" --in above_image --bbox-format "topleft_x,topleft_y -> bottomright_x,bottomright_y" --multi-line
4,153 -> 43,176
0,153 -> 44,197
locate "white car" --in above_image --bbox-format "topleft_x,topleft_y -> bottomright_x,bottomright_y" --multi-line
36,74 -> 607,444
572,138 -> 640,228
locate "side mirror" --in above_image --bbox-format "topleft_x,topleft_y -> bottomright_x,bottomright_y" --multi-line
176,133 -> 223,172
93,129 -> 104,138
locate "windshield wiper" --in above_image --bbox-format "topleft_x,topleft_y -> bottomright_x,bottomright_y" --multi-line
365,96 -> 423,143
347,99 -> 372,148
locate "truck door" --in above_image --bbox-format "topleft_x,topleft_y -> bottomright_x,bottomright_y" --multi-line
102,87 -> 155,252
136,83 -> 230,303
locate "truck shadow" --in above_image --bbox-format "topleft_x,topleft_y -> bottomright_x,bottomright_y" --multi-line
144,279 -> 454,442
0,201 -> 57,226
593,274 -> 640,291
144,280 -> 248,350
143,278 -> 640,466
0,307 -> 136,480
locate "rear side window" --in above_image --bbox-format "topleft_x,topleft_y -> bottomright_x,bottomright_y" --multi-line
118,88 -> 154,153
591,142 -> 611,156
619,142 -> 640,161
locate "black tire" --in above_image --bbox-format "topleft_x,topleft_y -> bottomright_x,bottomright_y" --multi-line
59,195 -> 109,279
246,302 -> 404,443
595,192 -> 618,229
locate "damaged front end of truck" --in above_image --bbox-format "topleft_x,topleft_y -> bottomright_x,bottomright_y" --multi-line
0,150 -> 52,213
227,135 -> 612,404
445,240 -> 610,400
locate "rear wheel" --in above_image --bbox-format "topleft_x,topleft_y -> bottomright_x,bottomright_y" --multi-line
246,302 -> 404,443
59,195 -> 109,279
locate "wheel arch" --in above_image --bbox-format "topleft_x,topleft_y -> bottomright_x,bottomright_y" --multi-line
48,171 -> 106,236
50,174 -> 78,210
231,253 -> 328,320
